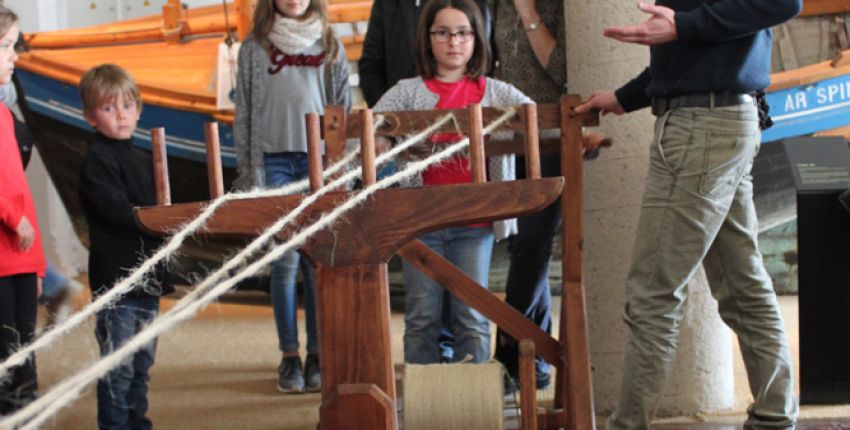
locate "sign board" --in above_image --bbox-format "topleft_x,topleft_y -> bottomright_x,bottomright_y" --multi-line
783,136 -> 850,192
763,73 -> 850,143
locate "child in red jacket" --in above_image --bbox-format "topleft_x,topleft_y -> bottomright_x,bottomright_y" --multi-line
0,5 -> 46,415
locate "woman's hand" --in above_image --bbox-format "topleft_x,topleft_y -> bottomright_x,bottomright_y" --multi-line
15,215 -> 35,252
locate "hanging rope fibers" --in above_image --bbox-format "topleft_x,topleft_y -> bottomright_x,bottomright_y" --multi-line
3,108 -> 514,430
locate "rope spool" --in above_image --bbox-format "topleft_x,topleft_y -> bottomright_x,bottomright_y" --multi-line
403,363 -> 504,430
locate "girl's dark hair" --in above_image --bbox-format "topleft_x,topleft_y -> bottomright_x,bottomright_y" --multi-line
415,0 -> 490,79
250,0 -> 340,64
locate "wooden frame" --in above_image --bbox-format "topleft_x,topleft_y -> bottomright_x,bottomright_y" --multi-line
136,95 -> 597,429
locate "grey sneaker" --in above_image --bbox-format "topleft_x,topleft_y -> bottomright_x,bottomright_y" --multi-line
304,354 -> 321,393
277,356 -> 305,394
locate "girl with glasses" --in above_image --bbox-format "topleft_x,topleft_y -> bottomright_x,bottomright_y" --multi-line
374,0 -> 531,365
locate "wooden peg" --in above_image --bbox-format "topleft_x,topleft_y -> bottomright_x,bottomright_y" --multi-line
306,113 -> 325,192
151,127 -> 171,206
519,339 -> 538,430
323,106 -> 348,186
522,104 -> 541,180
204,122 -> 225,199
360,109 -> 377,186
467,104 -> 486,183
162,1 -> 183,44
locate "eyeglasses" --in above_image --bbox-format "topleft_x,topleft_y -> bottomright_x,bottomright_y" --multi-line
429,29 -> 475,43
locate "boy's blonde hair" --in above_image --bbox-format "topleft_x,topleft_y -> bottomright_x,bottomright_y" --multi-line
79,64 -> 142,116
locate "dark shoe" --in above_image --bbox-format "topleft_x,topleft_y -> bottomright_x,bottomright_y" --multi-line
304,354 -> 321,393
277,356 -> 305,394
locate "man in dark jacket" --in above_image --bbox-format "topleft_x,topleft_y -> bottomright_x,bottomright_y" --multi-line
576,1 -> 802,428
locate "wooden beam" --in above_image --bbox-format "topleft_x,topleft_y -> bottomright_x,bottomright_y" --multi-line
519,340 -> 538,430
334,104 -> 598,139
306,113 -> 325,192
556,95 -> 595,430
801,0 -> 850,16
203,122 -> 224,199
151,127 -> 171,206
468,104 -> 487,183
397,240 -> 561,366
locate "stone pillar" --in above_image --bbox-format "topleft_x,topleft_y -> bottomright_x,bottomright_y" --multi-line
564,2 -> 734,417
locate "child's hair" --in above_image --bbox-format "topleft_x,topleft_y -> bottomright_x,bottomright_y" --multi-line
0,6 -> 19,36
79,64 -> 142,116
415,0 -> 490,80
250,0 -> 340,64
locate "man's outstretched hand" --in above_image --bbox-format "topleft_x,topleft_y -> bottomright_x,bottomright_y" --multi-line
604,1 -> 677,46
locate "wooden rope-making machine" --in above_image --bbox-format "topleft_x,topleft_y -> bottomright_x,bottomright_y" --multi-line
135,95 -> 600,430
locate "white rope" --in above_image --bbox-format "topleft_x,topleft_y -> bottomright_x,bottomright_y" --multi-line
0,116 -> 381,382
2,108 -> 515,429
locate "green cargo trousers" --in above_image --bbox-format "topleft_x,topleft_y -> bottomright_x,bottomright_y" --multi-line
607,102 -> 798,430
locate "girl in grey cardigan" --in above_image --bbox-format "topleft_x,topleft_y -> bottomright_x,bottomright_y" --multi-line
374,0 -> 530,365
233,0 -> 350,394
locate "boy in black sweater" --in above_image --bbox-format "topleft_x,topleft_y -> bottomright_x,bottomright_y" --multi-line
79,64 -> 172,430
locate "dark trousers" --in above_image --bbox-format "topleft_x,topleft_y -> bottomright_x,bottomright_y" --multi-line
95,295 -> 159,430
0,273 -> 39,415
494,155 -> 561,379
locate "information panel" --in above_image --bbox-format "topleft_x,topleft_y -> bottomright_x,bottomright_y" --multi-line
783,136 -> 850,192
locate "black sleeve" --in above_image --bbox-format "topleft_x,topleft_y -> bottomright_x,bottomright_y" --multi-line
676,0 -> 801,43
614,68 -> 652,113
358,0 -> 389,108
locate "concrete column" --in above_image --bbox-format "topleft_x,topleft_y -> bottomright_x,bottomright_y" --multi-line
564,2 -> 734,417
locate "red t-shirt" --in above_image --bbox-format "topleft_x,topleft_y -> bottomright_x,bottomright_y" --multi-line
422,76 -> 486,186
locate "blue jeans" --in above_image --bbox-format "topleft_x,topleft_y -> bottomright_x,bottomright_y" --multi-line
607,104 -> 796,429
402,226 -> 494,364
264,152 -> 318,354
495,154 -> 560,380
95,296 -> 159,430
38,263 -> 67,304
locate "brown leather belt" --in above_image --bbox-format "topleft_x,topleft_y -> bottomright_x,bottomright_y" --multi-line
651,93 -> 755,116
